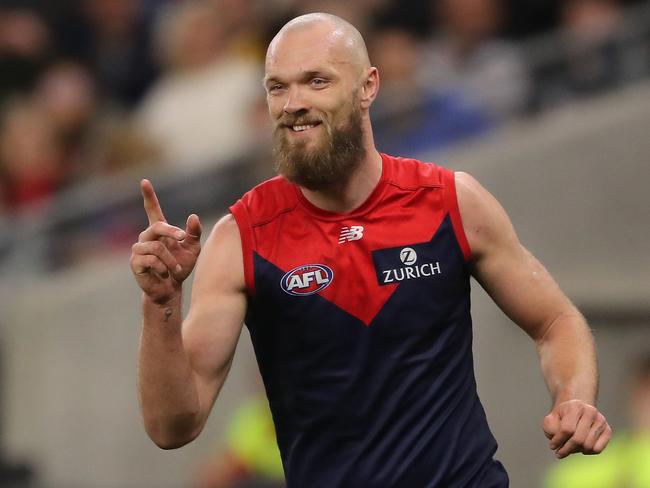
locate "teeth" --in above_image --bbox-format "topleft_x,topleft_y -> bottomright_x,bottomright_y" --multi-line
292,124 -> 316,132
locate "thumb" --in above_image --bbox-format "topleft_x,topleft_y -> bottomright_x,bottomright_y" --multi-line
184,214 -> 203,241
543,411 -> 561,440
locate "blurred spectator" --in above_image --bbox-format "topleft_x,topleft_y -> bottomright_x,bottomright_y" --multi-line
51,0 -> 159,107
370,27 -> 491,156
33,60 -> 157,180
545,353 -> 650,488
193,395 -> 285,488
33,60 -> 102,181
210,0 -> 267,61
135,0 -> 261,170
0,98 -> 64,210
0,7 -> 52,103
563,0 -> 626,91
533,0 -> 629,109
418,0 -> 530,121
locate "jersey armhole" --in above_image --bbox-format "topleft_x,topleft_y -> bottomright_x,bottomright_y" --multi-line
441,168 -> 472,262
229,200 -> 256,296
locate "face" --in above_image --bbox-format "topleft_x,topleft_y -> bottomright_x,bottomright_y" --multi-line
440,0 -> 501,42
264,26 -> 366,190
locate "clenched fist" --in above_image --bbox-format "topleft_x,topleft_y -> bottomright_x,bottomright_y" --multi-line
543,399 -> 611,459
130,179 -> 202,304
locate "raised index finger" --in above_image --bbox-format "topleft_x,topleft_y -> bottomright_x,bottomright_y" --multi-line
141,179 -> 166,225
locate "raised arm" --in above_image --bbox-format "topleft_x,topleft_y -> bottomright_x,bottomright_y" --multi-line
131,180 -> 246,449
455,172 -> 611,459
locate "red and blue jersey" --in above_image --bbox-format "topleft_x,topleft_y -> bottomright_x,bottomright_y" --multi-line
229,153 -> 508,487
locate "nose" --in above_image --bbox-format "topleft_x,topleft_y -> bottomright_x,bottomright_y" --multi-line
283,85 -> 309,115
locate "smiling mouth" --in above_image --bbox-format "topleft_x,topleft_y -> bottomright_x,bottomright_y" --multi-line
287,121 -> 322,132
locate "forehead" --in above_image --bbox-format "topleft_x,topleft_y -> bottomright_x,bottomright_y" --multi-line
265,26 -> 355,79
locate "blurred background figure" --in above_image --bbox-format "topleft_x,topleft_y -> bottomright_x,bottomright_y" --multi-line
563,0 -> 626,91
193,395 -> 285,488
0,6 -> 52,104
56,0 -> 159,108
418,0 -> 530,121
0,99 -> 64,211
370,26 -> 491,156
34,60 -> 158,178
532,0 -> 630,109
545,353 -> 650,488
210,0 -> 267,61
135,0 -> 262,170
34,61 -> 109,182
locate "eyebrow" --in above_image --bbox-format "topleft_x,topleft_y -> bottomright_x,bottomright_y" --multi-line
264,69 -> 335,86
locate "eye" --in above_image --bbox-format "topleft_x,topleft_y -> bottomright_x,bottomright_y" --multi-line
310,78 -> 329,88
267,83 -> 284,94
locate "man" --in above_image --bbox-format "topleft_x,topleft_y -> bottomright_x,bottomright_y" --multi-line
131,13 -> 611,487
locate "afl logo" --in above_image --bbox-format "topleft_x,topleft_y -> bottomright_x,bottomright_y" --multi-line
280,264 -> 334,296
399,247 -> 417,265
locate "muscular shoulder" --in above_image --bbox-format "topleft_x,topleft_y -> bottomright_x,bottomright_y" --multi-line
205,214 -> 241,249
455,171 -> 519,262
195,214 -> 245,293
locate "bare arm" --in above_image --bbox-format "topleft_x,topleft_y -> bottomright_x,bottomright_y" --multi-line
132,180 -> 246,449
455,171 -> 611,458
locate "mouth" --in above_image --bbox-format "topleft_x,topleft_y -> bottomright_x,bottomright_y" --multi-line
285,121 -> 322,133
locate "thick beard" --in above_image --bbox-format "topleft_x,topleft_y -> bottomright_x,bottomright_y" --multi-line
272,100 -> 365,191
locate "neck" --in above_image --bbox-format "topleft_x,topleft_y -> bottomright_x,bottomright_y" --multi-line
299,147 -> 383,214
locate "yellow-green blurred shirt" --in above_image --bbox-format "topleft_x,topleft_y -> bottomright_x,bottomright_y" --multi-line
226,397 -> 285,480
545,433 -> 650,488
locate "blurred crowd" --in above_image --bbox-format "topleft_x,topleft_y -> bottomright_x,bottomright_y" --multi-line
0,0 -> 648,224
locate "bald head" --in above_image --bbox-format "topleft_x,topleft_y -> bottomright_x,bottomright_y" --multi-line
267,13 -> 370,77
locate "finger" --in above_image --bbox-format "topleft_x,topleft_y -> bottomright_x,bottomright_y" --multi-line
184,214 -> 202,242
139,221 -> 186,243
550,408 -> 580,451
582,416 -> 607,453
180,214 -> 203,255
141,179 -> 167,225
555,409 -> 595,458
132,254 -> 169,278
543,413 -> 560,440
132,241 -> 181,276
590,422 -> 612,454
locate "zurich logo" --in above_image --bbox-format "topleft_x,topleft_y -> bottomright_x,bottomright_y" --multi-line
399,247 -> 417,265
280,264 -> 334,296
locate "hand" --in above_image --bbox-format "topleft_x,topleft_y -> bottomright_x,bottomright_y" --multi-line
543,399 -> 612,459
130,179 -> 202,304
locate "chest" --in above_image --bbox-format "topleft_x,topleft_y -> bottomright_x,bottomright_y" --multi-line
251,205 -> 468,326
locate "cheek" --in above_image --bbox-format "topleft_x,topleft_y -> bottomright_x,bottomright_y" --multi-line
266,95 -> 284,118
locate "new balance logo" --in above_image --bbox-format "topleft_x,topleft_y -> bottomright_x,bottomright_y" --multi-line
338,225 -> 364,244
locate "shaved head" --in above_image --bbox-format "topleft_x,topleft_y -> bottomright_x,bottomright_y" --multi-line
267,13 -> 370,77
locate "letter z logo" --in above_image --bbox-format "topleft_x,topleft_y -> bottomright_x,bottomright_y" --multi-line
399,247 -> 417,265
338,225 -> 364,244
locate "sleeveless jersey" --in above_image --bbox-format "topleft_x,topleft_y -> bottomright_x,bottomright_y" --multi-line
229,153 -> 509,488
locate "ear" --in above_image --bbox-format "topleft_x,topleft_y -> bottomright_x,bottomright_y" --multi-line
359,67 -> 379,109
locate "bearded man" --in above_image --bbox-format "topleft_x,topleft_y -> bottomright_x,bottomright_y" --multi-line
131,13 -> 611,488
